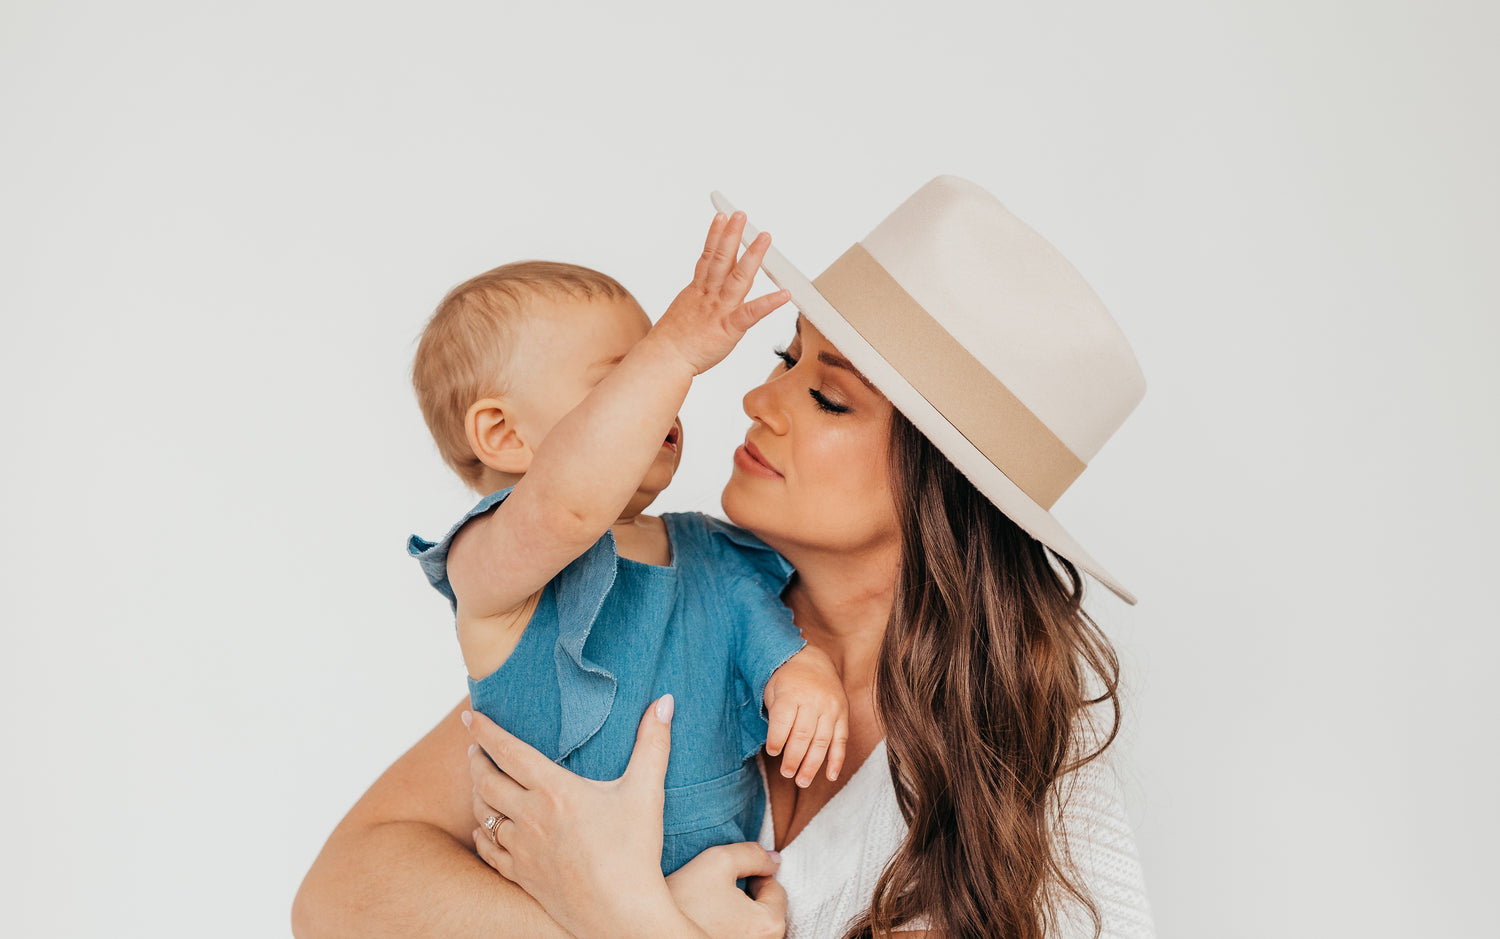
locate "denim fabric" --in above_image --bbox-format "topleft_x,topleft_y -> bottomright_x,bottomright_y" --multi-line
408,488 -> 804,875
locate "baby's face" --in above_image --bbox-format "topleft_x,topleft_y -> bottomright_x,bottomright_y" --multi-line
505,294 -> 683,501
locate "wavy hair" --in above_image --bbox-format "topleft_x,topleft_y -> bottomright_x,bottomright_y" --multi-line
842,411 -> 1122,939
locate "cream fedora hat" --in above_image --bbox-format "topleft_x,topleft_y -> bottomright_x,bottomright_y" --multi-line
712,176 -> 1145,605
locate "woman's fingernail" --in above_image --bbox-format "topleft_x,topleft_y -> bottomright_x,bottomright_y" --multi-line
467,744 -> 477,757
654,693 -> 675,723
768,850 -> 782,863
461,710 -> 472,727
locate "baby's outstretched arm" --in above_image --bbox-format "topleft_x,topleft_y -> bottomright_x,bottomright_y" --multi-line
763,645 -> 850,787
448,213 -> 789,623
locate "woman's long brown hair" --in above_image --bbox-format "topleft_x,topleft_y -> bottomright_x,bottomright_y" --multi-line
842,411 -> 1122,939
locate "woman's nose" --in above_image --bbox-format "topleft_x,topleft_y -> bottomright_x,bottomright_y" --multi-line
742,372 -> 789,435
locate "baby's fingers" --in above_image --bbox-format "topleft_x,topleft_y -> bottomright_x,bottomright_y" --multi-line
793,714 -> 836,788
731,226 -> 774,291
778,711 -> 818,782
826,716 -> 850,782
766,702 -> 797,758
726,288 -> 791,335
691,212 -> 730,287
701,212 -> 747,287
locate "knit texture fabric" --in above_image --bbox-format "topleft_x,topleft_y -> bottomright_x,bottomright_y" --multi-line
758,738 -> 1155,938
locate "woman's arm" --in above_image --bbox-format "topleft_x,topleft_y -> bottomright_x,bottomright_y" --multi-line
291,698 -> 572,939
293,698 -> 787,939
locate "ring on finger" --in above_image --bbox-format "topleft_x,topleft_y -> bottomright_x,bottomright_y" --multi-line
483,812 -> 506,847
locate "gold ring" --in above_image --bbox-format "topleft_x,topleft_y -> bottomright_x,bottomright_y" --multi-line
482,813 -> 505,847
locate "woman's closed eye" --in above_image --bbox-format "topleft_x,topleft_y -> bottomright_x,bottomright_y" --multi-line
773,346 -> 852,414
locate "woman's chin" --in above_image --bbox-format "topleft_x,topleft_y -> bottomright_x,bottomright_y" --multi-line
720,477 -> 769,533
719,479 -> 750,526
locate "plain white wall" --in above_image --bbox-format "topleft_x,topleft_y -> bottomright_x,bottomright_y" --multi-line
3,1 -> 1496,936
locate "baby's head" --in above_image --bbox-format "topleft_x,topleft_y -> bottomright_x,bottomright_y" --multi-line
413,261 -> 682,507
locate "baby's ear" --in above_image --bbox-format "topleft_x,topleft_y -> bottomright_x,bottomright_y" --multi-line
465,398 -> 532,475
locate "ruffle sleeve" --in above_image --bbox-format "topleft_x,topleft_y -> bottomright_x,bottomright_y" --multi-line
406,486 -> 514,612
548,534 -> 620,759
703,517 -> 805,762
410,487 -> 619,761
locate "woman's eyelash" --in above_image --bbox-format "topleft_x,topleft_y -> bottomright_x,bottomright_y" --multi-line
810,389 -> 851,414
774,346 -> 851,414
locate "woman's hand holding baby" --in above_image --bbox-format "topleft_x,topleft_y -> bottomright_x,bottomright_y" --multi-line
464,702 -> 691,938
465,697 -> 786,939
651,211 -> 790,376
764,645 -> 850,787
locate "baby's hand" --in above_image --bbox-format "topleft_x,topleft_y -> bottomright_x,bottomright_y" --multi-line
763,645 -> 849,788
653,211 -> 790,375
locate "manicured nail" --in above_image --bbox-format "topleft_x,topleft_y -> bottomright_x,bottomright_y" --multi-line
654,693 -> 675,723
467,744 -> 477,757
460,710 -> 472,727
767,850 -> 782,863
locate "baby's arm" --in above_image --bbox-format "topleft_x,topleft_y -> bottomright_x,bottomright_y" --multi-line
764,645 -> 849,787
447,214 -> 788,623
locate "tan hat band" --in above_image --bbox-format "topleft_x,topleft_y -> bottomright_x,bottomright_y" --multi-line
813,244 -> 1086,509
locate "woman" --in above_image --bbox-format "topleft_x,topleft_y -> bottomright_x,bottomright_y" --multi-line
294,176 -> 1154,938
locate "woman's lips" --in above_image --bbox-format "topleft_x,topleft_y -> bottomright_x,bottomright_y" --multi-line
734,440 -> 782,479
662,423 -> 681,451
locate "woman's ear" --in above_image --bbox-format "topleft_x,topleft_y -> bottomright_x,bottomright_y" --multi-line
465,398 -> 533,476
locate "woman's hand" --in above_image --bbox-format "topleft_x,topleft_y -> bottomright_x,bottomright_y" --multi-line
667,842 -> 788,939
465,695 -> 705,939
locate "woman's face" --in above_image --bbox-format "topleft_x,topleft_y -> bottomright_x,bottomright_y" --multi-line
722,315 -> 899,559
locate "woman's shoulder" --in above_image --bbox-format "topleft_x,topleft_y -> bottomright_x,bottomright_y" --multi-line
1047,725 -> 1157,939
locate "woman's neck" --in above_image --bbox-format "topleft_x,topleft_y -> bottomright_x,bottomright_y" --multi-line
778,540 -> 898,687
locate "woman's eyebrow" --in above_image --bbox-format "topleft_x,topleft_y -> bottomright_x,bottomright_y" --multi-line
794,314 -> 874,389
817,350 -> 875,390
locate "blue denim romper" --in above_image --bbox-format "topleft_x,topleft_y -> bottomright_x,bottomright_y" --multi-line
408,488 -> 805,875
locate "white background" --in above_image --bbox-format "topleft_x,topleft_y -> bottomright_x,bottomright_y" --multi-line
3,1 -> 1496,937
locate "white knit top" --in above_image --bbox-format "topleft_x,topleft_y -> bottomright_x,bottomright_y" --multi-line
757,739 -> 1155,938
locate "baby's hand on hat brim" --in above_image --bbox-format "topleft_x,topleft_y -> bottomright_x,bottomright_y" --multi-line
653,211 -> 790,375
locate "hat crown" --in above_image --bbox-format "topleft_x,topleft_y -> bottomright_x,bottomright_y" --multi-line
709,177 -> 1146,604
859,176 -> 1145,463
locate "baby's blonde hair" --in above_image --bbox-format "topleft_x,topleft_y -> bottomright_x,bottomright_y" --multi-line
412,260 -> 633,489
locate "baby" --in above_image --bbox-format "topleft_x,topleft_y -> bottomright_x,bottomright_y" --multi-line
406,213 -> 848,875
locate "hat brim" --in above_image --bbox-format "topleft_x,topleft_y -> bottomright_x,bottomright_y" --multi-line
712,191 -> 1137,606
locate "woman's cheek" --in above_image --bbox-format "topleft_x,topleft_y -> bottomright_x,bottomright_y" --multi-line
798,434 -> 893,531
